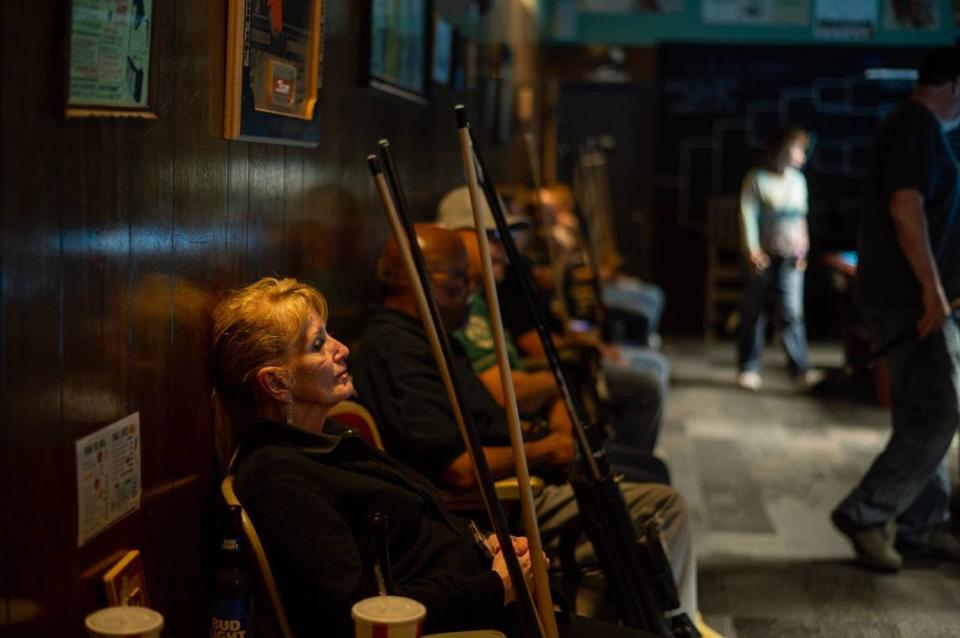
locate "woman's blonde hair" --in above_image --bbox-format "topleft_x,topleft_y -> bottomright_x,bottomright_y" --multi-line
212,277 -> 328,441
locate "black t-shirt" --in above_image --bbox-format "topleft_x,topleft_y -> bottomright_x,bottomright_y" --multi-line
856,99 -> 960,314
350,306 -> 511,484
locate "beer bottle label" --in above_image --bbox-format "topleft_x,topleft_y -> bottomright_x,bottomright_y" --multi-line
210,597 -> 253,638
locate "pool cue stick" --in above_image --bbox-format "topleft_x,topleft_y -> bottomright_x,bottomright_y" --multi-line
843,296 -> 960,376
570,145 -> 610,337
368,151 -> 544,638
458,120 -> 560,638
523,131 -> 572,336
468,115 -> 600,480
458,106 -> 674,636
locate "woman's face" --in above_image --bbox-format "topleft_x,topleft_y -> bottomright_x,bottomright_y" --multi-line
785,143 -> 807,169
285,309 -> 353,410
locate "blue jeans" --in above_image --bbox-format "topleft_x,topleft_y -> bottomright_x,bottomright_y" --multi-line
603,346 -> 670,452
603,277 -> 665,337
835,313 -> 960,544
738,257 -> 811,375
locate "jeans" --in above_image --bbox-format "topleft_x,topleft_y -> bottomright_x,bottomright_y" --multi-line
738,256 -> 811,375
604,278 -> 665,346
603,347 -> 670,452
835,313 -> 960,544
535,481 -> 696,620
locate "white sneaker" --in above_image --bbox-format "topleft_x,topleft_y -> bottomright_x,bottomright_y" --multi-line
737,371 -> 762,391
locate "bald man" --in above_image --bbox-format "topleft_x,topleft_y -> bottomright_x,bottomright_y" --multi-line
350,223 -> 699,622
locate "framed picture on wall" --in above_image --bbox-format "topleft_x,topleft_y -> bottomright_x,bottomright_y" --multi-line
432,16 -> 454,86
364,0 -> 432,104
224,0 -> 326,147
66,0 -> 157,118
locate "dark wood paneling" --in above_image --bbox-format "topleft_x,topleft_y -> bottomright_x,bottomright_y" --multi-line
1,1 -> 540,635
3,4 -> 71,634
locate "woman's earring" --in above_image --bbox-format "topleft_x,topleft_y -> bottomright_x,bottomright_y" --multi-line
285,402 -> 295,427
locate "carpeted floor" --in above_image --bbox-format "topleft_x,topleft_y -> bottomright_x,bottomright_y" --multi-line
658,340 -> 960,638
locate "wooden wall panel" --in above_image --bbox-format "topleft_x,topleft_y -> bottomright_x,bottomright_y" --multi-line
0,1 -> 541,635
3,4 -> 72,634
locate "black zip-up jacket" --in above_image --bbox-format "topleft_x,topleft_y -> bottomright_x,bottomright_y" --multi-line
232,418 -> 505,638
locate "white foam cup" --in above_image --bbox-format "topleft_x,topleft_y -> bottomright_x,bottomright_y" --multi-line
85,606 -> 164,638
352,595 -> 426,638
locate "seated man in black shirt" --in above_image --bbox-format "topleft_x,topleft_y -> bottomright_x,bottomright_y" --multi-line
351,223 -> 703,624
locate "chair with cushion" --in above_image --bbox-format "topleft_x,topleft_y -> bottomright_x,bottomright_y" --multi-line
328,399 -> 384,450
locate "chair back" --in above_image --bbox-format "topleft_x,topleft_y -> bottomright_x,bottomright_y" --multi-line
221,476 -> 295,638
704,195 -> 744,342
328,400 -> 385,451
327,400 -> 542,509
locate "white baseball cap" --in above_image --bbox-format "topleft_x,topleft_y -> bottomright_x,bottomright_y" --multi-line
436,186 -> 530,233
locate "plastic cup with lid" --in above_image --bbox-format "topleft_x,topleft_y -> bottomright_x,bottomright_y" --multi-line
85,606 -> 164,638
352,595 -> 426,638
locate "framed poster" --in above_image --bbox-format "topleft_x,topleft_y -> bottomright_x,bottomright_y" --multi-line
432,16 -> 454,86
224,0 -> 326,147
365,0 -> 432,104
66,0 -> 156,118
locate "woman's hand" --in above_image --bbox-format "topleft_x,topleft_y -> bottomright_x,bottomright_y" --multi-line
486,533 -> 529,557
748,249 -> 770,275
490,536 -> 544,606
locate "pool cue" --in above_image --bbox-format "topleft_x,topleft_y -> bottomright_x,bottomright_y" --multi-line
523,131 -> 572,336
570,145 -> 611,338
458,122 -> 560,638
367,150 -> 544,638
457,105 -> 676,636
843,296 -> 960,376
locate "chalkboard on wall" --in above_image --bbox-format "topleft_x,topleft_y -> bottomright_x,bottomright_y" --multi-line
655,43 -> 928,251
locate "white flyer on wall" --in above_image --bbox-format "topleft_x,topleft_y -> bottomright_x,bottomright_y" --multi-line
76,413 -> 141,547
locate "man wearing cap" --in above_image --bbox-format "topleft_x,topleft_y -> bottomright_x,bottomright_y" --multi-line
832,47 -> 960,572
435,187 -> 578,482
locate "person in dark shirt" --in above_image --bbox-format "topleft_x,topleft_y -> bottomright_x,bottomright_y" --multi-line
351,224 -> 704,624
212,276 -> 656,638
832,47 -> 960,572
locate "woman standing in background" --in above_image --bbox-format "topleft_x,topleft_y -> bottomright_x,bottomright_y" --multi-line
736,129 -> 822,391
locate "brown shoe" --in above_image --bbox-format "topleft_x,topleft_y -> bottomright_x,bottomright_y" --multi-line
831,510 -> 902,573
899,525 -> 960,562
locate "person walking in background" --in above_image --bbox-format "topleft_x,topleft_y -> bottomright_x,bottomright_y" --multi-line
832,47 -> 960,572
736,128 -> 822,391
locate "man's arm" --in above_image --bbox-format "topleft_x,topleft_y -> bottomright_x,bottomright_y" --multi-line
440,433 -> 575,491
476,365 -> 558,413
889,188 -> 950,336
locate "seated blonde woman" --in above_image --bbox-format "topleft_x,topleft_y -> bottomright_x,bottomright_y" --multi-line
212,276 -> 656,638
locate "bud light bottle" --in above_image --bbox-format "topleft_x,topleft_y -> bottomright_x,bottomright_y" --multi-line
210,505 -> 254,638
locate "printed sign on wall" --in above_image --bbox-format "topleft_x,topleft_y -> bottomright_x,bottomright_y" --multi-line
76,413 -> 141,546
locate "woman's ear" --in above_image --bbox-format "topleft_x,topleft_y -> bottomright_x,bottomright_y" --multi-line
256,366 -> 292,403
